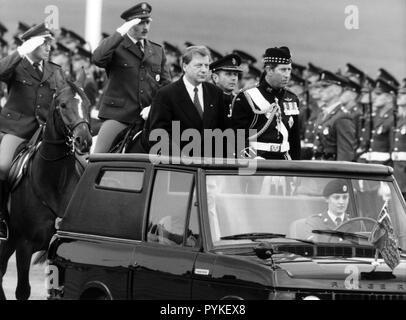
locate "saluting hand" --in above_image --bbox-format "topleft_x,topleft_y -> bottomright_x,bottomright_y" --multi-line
116,18 -> 141,36
17,36 -> 46,56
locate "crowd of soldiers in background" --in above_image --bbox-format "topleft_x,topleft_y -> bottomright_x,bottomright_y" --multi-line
1,20 -> 406,195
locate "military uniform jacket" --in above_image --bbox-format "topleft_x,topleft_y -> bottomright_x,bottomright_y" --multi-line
0,51 -> 65,139
93,32 -> 171,125
231,81 -> 301,160
313,104 -> 356,161
369,107 -> 394,154
393,114 -> 406,155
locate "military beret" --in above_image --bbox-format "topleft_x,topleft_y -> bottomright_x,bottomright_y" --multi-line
206,46 -> 223,62
377,68 -> 399,88
323,179 -> 349,198
263,46 -> 291,65
308,62 -> 323,75
121,2 -> 152,21
73,46 -> 92,60
20,22 -> 54,41
232,49 -> 257,64
0,37 -> 8,47
209,53 -> 242,73
292,62 -> 306,77
374,78 -> 397,95
289,72 -> 306,87
0,22 -> 8,35
318,70 -> 348,87
163,41 -> 181,56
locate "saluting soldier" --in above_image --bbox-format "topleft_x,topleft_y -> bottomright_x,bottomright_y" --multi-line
92,2 -> 171,153
312,70 -> 357,161
231,46 -> 300,160
391,79 -> 406,199
209,54 -> 243,127
0,23 -> 66,240
359,78 -> 397,165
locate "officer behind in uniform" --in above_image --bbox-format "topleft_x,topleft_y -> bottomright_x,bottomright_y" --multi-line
359,78 -> 397,165
209,54 -> 243,125
0,23 -> 66,240
231,46 -> 300,160
92,2 -> 171,153
312,70 -> 356,161
391,79 -> 406,199
289,179 -> 351,240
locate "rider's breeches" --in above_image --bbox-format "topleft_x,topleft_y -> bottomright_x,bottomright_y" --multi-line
0,134 -> 25,180
92,119 -> 128,153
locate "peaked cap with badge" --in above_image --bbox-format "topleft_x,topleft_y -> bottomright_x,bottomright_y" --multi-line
209,54 -> 242,73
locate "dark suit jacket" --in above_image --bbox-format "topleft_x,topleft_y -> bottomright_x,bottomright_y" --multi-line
147,77 -> 226,157
0,51 -> 66,139
93,32 -> 171,126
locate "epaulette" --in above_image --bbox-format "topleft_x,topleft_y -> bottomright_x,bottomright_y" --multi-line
48,61 -> 62,68
148,40 -> 163,48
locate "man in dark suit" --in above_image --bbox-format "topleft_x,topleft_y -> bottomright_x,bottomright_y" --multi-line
0,23 -> 66,239
147,46 -> 226,158
92,2 -> 171,153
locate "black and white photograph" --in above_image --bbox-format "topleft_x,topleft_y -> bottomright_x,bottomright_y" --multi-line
0,0 -> 405,306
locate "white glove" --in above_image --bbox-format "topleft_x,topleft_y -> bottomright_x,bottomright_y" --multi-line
17,36 -> 46,56
116,18 -> 141,36
140,105 -> 151,120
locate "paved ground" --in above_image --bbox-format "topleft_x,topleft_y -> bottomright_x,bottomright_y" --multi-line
3,254 -> 47,300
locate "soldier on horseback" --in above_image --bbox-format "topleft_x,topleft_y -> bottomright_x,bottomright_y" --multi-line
0,23 -> 66,240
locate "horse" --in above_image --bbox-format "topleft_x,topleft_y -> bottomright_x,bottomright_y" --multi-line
0,76 -> 92,300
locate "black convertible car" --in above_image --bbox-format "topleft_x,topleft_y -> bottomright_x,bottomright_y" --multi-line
47,155 -> 406,300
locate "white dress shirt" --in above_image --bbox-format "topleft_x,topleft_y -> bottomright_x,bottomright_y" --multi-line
183,76 -> 204,112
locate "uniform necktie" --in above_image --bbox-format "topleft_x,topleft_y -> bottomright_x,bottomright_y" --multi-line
335,217 -> 342,226
193,87 -> 203,118
33,62 -> 43,78
136,40 -> 144,55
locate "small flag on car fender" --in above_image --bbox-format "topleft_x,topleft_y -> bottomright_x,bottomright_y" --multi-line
368,200 -> 400,270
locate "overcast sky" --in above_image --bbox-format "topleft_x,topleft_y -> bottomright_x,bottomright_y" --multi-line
1,0 -> 405,79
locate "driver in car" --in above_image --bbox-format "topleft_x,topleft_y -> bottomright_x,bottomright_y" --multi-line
289,179 -> 351,240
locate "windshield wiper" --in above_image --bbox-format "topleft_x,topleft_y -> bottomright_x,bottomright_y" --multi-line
220,232 -> 315,245
221,232 -> 286,240
311,229 -> 369,244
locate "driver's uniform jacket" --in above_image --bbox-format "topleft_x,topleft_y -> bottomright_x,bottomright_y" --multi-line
0,51 -> 65,139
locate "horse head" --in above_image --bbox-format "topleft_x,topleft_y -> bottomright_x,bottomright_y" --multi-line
53,72 -> 93,155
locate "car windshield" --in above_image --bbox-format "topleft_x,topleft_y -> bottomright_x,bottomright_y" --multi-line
206,175 -> 406,250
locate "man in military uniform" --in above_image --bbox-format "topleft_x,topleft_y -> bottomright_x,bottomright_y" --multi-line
92,2 -> 171,153
312,70 -> 356,161
289,179 -> 351,240
358,78 -> 397,165
0,23 -> 66,239
209,53 -> 243,127
391,79 -> 406,199
231,46 -> 300,160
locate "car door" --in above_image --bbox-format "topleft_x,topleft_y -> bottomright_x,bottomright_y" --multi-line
131,169 -> 201,299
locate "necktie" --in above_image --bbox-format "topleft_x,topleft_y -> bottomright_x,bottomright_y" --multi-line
136,40 -> 144,55
335,217 -> 342,226
193,87 -> 203,118
33,62 -> 43,78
